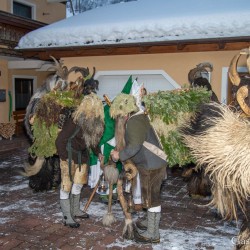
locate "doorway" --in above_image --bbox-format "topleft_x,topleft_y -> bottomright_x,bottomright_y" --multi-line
12,76 -> 36,111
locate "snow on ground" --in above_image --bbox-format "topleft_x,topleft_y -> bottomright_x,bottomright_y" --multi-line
0,151 -> 240,249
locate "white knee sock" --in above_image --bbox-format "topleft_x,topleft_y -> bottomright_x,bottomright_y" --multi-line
148,205 -> 161,213
60,189 -> 70,199
71,183 -> 83,195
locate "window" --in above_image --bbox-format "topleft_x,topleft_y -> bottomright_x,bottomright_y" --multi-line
13,1 -> 33,19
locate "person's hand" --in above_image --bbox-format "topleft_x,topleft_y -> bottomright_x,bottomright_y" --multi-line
111,150 -> 119,162
98,153 -> 104,162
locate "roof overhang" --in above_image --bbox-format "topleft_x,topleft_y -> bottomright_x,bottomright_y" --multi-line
8,59 -> 54,71
18,36 -> 250,61
0,10 -> 46,30
47,0 -> 67,3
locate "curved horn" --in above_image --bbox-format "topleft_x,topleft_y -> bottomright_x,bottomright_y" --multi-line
188,62 -> 213,84
91,67 -> 96,79
68,66 -> 90,78
197,62 -> 213,71
247,54 -> 250,73
241,47 -> 250,73
236,85 -> 250,116
49,56 -> 69,80
49,55 -> 61,69
188,67 -> 200,84
228,53 -> 241,86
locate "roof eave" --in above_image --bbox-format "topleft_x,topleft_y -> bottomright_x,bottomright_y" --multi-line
18,36 -> 250,60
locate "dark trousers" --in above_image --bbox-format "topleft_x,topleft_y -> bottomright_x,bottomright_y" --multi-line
137,166 -> 166,208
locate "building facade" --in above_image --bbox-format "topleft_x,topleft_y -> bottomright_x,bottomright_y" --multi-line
0,0 -> 66,124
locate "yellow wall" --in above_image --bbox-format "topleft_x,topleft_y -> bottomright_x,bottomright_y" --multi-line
0,0 -> 8,11
0,67 -> 50,123
1,50 -> 247,123
1,0 -> 66,24
0,60 -> 9,123
63,50 -> 247,101
0,0 -> 66,123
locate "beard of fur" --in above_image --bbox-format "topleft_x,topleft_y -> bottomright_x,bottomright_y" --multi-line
75,115 -> 104,148
115,116 -> 126,151
182,102 -> 250,221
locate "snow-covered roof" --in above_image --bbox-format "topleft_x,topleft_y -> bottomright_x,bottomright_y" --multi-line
17,0 -> 250,49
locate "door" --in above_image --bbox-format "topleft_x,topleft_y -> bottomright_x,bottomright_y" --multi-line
14,78 -> 34,111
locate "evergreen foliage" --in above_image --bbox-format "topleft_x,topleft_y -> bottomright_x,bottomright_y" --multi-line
28,119 -> 58,157
143,87 -> 211,167
29,90 -> 83,157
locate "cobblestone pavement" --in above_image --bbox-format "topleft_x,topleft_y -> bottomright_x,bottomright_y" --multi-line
0,138 -> 240,250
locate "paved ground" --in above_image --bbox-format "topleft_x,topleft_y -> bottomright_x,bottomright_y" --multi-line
0,136 -> 241,250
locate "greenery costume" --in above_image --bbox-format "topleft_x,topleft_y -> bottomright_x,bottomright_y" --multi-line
110,89 -> 211,243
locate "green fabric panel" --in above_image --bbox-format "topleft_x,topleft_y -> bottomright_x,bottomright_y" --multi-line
121,75 -> 133,94
90,75 -> 133,173
8,91 -> 12,122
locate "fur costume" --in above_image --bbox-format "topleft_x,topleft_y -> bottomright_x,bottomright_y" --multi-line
22,58 -> 100,192
110,93 -> 167,243
180,101 -> 250,249
181,102 -> 250,220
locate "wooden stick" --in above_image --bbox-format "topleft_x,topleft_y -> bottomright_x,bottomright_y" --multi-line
83,178 -> 100,212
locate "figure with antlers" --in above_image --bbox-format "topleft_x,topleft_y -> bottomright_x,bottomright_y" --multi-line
21,55 -> 105,228
55,93 -> 104,228
110,93 -> 167,244
181,62 -> 219,198
22,56 -> 100,192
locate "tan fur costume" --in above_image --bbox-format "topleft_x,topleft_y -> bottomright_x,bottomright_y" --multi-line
182,102 -> 250,220
60,160 -> 88,192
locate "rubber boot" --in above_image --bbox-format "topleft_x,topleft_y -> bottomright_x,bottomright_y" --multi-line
136,207 -> 148,230
136,216 -> 147,231
60,199 -> 80,228
134,211 -> 161,243
70,194 -> 89,219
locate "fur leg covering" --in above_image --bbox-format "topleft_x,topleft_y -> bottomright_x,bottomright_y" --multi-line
117,178 -> 134,240
236,219 -> 250,250
102,165 -> 119,227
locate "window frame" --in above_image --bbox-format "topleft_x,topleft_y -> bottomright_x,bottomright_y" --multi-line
221,67 -> 248,104
11,0 -> 36,20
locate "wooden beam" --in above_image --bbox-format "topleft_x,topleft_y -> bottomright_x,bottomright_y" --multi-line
19,37 -> 250,60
